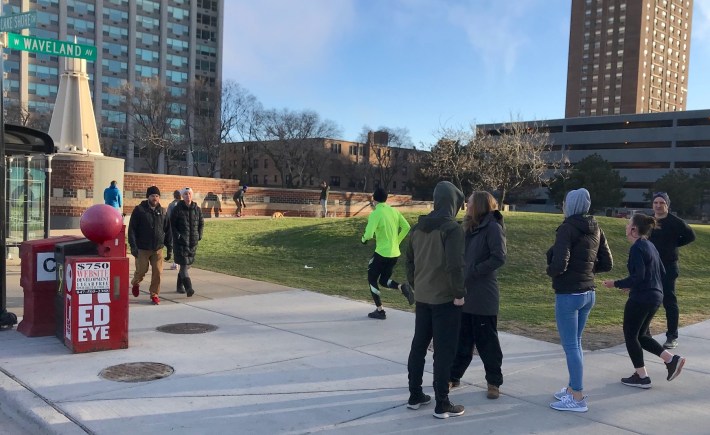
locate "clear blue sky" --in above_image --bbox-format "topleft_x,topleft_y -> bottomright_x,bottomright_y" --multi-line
222,0 -> 710,148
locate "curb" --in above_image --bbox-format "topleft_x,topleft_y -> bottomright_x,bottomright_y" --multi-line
0,368 -> 85,435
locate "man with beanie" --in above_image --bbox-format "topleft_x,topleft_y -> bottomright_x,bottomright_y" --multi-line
128,186 -> 172,305
406,181 -> 466,419
361,187 -> 414,319
649,192 -> 696,349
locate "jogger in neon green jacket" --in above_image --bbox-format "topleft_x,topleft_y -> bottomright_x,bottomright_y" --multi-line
361,188 -> 414,319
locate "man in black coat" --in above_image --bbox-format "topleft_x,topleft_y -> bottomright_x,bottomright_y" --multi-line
649,192 -> 696,349
170,187 -> 204,297
128,186 -> 172,305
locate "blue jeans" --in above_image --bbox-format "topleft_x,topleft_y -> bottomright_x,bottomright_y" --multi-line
555,291 -> 595,392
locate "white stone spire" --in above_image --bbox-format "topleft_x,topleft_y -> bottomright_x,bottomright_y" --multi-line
48,48 -> 102,155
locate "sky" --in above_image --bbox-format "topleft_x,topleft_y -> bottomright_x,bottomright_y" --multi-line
222,0 -> 710,148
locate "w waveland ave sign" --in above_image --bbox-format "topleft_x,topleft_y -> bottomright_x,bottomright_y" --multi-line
6,32 -> 96,61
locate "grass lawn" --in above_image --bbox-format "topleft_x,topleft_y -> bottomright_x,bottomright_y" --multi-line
197,212 -> 710,349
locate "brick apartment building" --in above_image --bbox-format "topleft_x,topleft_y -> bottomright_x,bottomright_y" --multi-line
220,131 -> 424,194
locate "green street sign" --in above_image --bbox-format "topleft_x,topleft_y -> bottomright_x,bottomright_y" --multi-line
6,32 -> 96,61
0,11 -> 37,33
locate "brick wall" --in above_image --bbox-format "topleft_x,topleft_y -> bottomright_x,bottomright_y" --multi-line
50,163 -> 429,225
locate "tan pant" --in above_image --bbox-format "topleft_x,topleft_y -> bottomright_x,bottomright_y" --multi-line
132,249 -> 164,297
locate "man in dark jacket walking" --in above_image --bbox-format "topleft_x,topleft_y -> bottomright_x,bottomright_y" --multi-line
128,186 -> 172,305
405,181 -> 466,419
170,187 -> 204,297
648,192 -> 696,349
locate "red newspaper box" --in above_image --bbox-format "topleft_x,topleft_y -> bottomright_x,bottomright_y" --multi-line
62,256 -> 129,353
17,236 -> 82,337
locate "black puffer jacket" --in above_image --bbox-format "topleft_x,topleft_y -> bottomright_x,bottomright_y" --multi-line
546,214 -> 613,293
128,200 -> 172,252
170,201 -> 204,265
462,211 -> 506,316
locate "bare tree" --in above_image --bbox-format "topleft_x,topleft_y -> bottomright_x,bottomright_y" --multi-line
424,125 -> 479,197
183,80 -> 263,177
259,108 -> 342,187
475,120 -> 557,204
3,100 -> 52,132
118,78 -> 181,174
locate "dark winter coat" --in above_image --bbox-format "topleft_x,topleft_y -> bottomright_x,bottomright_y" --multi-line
170,201 -> 204,265
128,200 -> 172,252
462,211 -> 506,316
405,181 -> 466,304
649,212 -> 696,266
615,238 -> 665,306
546,214 -> 613,294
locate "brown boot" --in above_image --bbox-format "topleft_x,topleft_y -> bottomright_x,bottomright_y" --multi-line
487,384 -> 500,400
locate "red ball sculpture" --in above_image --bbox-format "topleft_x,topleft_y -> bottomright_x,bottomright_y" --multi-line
80,204 -> 123,244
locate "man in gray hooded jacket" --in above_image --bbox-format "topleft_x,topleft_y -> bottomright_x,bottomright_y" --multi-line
405,181 -> 467,419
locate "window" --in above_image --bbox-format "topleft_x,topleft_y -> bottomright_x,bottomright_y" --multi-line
253,175 -> 258,185
330,143 -> 341,154
274,175 -> 278,183
264,159 -> 268,169
263,175 -> 268,185
330,176 -> 341,187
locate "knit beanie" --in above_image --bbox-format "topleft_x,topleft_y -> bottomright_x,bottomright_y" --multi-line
653,192 -> 670,207
146,186 -> 161,197
373,188 -> 388,203
563,188 -> 591,217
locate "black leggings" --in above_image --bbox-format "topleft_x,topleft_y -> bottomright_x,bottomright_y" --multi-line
367,253 -> 400,307
624,299 -> 665,368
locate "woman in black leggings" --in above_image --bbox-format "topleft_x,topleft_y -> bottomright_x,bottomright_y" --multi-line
603,214 -> 685,388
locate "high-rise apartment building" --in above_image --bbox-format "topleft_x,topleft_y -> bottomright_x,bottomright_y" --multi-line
1,0 -> 223,173
565,0 -> 693,118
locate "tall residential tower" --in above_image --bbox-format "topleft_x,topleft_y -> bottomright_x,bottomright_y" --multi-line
565,0 -> 693,118
1,0 -> 223,173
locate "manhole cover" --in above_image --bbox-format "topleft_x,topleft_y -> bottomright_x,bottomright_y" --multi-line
99,362 -> 174,382
156,323 -> 218,334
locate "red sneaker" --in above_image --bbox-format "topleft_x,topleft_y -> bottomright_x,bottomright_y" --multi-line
132,284 -> 140,297
151,295 -> 160,305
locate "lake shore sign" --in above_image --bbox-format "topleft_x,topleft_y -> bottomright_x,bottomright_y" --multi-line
6,32 -> 96,61
0,11 -> 37,33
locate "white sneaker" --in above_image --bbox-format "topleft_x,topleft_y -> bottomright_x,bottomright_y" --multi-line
550,395 -> 588,412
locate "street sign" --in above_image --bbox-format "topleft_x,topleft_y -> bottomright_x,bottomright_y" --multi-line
6,32 -> 96,61
0,11 -> 37,33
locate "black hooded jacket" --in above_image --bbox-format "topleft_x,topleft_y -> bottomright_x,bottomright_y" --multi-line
462,210 -> 506,315
406,181 -> 466,304
546,214 -> 613,293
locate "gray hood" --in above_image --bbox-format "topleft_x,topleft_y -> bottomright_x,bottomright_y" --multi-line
564,188 -> 591,217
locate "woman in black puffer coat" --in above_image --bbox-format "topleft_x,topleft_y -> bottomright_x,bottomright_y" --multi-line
170,187 -> 204,297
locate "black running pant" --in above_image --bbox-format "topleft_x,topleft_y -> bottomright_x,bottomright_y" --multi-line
624,299 -> 665,368
408,301 -> 461,403
367,252 -> 400,307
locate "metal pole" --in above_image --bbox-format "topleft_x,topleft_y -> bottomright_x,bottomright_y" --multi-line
23,155 -> 31,242
43,154 -> 52,238
1,28 -> 9,316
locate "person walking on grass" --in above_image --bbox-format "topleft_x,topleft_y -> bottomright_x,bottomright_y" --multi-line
547,188 -> 613,413
128,186 -> 172,305
167,189 -> 181,272
361,187 -> 414,319
170,187 -> 204,297
603,213 -> 686,389
233,185 -> 247,217
648,192 -> 696,349
449,191 -> 506,401
405,181 -> 466,419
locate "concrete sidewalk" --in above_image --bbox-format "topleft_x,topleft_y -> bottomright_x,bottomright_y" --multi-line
1,261 -> 709,434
